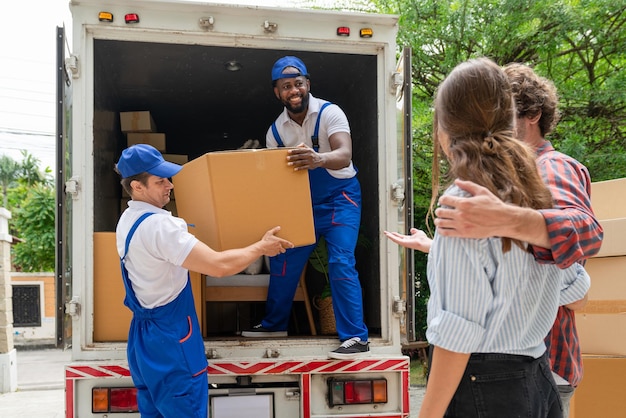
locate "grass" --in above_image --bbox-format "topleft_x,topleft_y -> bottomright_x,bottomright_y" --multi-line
410,357 -> 427,386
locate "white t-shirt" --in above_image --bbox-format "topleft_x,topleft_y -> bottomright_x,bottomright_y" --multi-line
266,94 -> 356,179
116,200 -> 198,309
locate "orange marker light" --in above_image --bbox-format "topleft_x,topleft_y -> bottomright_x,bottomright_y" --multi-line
359,28 -> 374,38
98,12 -> 114,22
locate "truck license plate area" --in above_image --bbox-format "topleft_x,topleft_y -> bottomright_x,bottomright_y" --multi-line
211,394 -> 273,418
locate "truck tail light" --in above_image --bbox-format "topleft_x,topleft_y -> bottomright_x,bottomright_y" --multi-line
98,12 -> 114,22
125,13 -> 140,24
328,378 -> 388,406
92,387 -> 139,413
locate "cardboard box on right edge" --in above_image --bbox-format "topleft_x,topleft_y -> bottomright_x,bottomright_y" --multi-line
569,355 -> 626,418
570,178 -> 626,418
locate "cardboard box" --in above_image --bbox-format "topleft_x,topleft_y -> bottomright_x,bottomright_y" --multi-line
120,111 -> 156,133
575,256 -> 626,356
583,257 -> 626,300
172,148 -> 315,251
570,355 -> 626,418
93,232 -> 203,341
591,177 -> 626,220
162,154 -> 189,165
595,218 -> 626,257
127,133 -> 166,151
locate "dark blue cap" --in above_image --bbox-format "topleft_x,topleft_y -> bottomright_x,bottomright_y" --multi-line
116,144 -> 182,179
271,56 -> 308,82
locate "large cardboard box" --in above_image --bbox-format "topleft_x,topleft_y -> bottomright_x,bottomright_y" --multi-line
172,148 -> 315,251
575,256 -> 626,356
120,111 -> 156,133
127,132 -> 166,151
570,355 -> 626,418
162,154 -> 189,165
93,232 -> 202,341
595,218 -> 626,257
591,177 -> 626,220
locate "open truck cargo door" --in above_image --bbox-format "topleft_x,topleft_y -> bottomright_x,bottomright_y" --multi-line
393,47 -> 415,343
55,25 -> 74,349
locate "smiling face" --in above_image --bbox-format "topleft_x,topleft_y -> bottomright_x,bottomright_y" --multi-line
130,174 -> 174,208
274,73 -> 310,115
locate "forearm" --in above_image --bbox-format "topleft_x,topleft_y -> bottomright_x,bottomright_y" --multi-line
418,346 -> 470,418
501,205 -> 551,248
183,241 -> 264,277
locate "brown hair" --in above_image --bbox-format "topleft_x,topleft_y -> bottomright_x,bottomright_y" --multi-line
114,165 -> 150,197
503,62 -> 560,137
431,58 -> 553,252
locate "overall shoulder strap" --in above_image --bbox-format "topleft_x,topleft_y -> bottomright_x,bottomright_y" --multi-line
271,122 -> 285,147
311,102 -> 332,152
122,212 -> 155,260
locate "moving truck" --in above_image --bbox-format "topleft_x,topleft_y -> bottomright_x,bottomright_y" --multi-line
56,1 -> 415,416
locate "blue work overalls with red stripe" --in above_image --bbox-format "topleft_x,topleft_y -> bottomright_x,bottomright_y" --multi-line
120,212 -> 208,418
265,102 -> 368,342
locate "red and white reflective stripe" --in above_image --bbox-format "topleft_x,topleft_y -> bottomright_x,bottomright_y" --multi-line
66,364 -> 132,379
208,358 -> 408,375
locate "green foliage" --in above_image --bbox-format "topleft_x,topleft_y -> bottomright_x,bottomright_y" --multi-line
2,152 -> 54,272
12,184 -> 55,272
365,0 -> 626,338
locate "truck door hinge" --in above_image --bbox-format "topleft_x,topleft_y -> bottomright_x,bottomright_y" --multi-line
391,71 -> 403,92
65,176 -> 80,200
65,296 -> 81,318
392,296 -> 406,316
263,20 -> 278,33
391,180 -> 405,207
65,55 -> 79,79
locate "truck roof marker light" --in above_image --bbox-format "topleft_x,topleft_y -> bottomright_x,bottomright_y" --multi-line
98,12 -> 113,22
328,378 -> 388,407
337,26 -> 350,36
360,28 -> 374,38
125,13 -> 140,24
92,387 -> 139,413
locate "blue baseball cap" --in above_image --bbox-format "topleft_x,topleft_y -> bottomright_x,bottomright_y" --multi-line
271,56 -> 309,82
116,144 -> 182,179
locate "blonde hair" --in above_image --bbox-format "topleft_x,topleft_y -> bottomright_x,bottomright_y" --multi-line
431,58 -> 553,252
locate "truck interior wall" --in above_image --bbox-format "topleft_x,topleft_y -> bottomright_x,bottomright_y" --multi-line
92,39 -> 382,335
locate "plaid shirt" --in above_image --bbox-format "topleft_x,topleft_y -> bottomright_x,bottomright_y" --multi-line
532,140 -> 604,387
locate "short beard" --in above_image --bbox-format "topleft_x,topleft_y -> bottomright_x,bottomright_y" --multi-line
283,92 -> 309,114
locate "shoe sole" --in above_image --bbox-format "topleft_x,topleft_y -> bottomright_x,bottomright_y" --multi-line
241,331 -> 288,337
327,350 -> 371,360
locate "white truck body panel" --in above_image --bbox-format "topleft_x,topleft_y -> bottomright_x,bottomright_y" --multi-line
62,1 -> 412,416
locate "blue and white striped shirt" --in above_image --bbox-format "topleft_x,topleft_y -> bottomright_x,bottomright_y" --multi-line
426,185 -> 590,358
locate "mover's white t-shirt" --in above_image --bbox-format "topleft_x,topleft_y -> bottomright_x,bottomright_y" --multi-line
116,200 -> 198,309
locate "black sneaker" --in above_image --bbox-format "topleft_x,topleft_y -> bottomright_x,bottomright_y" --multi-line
328,337 -> 370,359
241,324 -> 288,338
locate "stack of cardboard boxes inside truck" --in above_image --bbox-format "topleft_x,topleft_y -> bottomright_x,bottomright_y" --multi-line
92,111 -> 196,342
119,110 -> 189,215
570,177 -> 626,418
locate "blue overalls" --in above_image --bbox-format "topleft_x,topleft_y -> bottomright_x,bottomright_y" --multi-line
120,213 -> 208,418
264,103 -> 368,342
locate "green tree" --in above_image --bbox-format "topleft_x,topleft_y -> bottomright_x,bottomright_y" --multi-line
1,151 -> 55,272
0,155 -> 21,208
12,184 -> 55,272
366,0 -> 626,339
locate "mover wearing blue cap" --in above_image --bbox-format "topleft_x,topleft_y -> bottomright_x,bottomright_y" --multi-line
114,144 -> 293,417
242,56 -> 371,360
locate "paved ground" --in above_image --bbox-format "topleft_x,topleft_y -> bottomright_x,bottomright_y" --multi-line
0,347 -> 425,417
